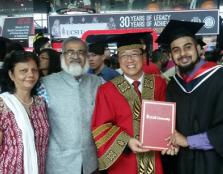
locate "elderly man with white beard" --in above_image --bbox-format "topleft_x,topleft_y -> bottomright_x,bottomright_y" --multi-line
41,37 -> 103,174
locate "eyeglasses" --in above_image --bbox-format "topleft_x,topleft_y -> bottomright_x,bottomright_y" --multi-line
63,49 -> 86,57
119,53 -> 142,61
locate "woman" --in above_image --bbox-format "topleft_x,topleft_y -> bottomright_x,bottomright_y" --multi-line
0,50 -> 49,174
38,48 -> 61,76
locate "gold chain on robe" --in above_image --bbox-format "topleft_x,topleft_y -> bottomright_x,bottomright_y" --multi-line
112,74 -> 155,174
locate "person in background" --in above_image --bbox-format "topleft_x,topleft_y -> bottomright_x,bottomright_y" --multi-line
0,37 -> 12,66
87,43 -> 120,81
68,16 -> 74,24
103,46 -> 112,67
41,37 -> 103,174
107,17 -> 116,29
51,19 -> 61,38
161,48 -> 177,83
91,35 -> 166,174
33,33 -> 51,56
137,34 -> 161,75
205,48 -> 223,64
196,36 -> 206,59
0,38 -> 8,69
151,48 -> 173,81
151,48 -> 169,73
0,50 -> 49,174
157,20 -> 223,174
8,41 -> 24,53
204,49 -> 219,62
38,48 -> 61,76
217,49 -> 223,65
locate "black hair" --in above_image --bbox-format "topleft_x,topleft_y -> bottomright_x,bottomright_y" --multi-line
0,37 -> 12,61
205,49 -> 222,62
39,48 -> 61,76
1,50 -> 40,95
33,35 -> 50,55
151,48 -> 167,63
8,42 -> 25,53
88,43 -> 105,55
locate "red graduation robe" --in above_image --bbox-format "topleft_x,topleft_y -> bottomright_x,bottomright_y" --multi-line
92,74 -> 166,174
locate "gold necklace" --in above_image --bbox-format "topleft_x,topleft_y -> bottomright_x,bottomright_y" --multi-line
14,94 -> 34,106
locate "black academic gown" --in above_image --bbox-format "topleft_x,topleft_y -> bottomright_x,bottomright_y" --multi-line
166,66 -> 223,174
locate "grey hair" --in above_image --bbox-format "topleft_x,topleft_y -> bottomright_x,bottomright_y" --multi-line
62,36 -> 87,53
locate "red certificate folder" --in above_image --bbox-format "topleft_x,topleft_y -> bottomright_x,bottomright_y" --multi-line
140,100 -> 176,151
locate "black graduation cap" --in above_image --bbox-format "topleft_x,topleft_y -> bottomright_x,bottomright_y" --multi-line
156,20 -> 204,46
88,43 -> 106,55
115,34 -> 144,52
85,32 -> 151,44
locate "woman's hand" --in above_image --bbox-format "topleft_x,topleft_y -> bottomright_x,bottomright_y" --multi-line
128,138 -> 150,153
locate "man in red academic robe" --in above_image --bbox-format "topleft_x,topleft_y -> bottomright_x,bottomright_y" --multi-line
91,35 -> 166,174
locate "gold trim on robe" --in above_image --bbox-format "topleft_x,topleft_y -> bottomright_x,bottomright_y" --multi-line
93,123 -> 113,139
95,125 -> 120,149
98,132 -> 130,170
112,75 -> 156,174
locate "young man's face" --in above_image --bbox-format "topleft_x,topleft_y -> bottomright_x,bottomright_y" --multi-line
170,36 -> 199,73
87,52 -> 105,73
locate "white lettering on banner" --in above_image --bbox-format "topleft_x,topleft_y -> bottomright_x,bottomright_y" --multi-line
130,15 -> 145,21
130,21 -> 145,27
154,20 -> 169,27
153,14 -> 171,21
7,26 -> 30,38
146,15 -> 152,20
120,15 -> 145,28
120,16 -> 130,28
153,14 -> 171,27
146,15 -> 153,27
60,23 -> 108,38
146,114 -> 170,121
49,10 -> 219,35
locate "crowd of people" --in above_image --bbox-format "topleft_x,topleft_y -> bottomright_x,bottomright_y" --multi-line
0,19 -> 223,174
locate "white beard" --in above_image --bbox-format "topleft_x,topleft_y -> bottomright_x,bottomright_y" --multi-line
61,57 -> 89,77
